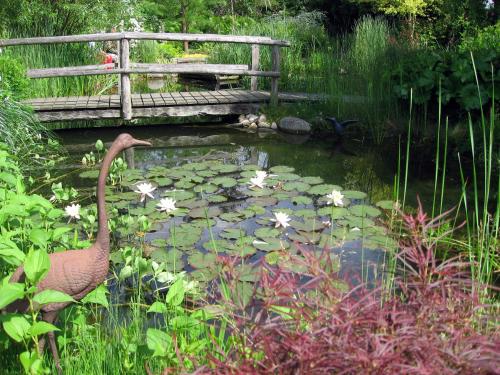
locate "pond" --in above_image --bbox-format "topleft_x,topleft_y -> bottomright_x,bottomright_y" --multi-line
53,124 -> 461,299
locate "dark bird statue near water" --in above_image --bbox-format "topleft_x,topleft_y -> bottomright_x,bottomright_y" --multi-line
5,133 -> 152,373
326,117 -> 359,137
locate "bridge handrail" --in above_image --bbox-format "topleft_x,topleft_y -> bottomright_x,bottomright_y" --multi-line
0,32 -> 290,47
0,31 -> 288,120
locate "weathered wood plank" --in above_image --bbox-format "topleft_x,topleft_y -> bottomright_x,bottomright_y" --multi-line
26,65 -> 278,79
251,44 -> 260,91
27,64 -> 114,78
133,103 -> 262,118
35,109 -> 121,122
271,45 -> 281,105
0,32 -> 289,47
120,39 -> 132,120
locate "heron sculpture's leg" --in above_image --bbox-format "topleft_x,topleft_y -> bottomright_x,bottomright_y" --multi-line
42,311 -> 62,375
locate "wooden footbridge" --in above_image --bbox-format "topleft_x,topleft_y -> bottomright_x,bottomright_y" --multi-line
0,32 -> 316,123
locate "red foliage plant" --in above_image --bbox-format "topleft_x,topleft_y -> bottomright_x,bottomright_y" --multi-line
195,203 -> 500,375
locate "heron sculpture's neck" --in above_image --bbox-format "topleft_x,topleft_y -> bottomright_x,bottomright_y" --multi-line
95,140 -> 125,258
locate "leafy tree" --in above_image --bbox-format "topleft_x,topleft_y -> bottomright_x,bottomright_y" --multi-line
139,0 -> 224,51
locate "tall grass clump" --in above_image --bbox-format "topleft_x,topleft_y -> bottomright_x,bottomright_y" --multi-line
209,14 -> 402,143
0,94 -> 60,170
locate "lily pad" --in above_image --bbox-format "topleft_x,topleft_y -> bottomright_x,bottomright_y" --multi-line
153,177 -> 173,187
207,195 -> 227,203
211,164 -> 239,173
150,249 -> 184,270
254,227 -> 280,239
162,190 -> 195,201
264,251 -> 281,265
177,199 -> 208,209
290,219 -> 324,232
309,184 -> 343,195
220,228 -> 246,240
349,205 -> 381,218
211,177 -> 237,188
283,181 -> 311,192
189,206 -> 222,219
234,264 -> 260,282
342,190 -> 367,200
219,212 -> 245,222
247,196 -> 278,206
317,206 -> 349,219
194,183 -> 218,194
291,196 -> 313,205
247,205 -> 266,215
241,164 -> 260,171
270,165 -> 295,174
277,173 -> 301,181
203,240 -> 234,252
295,209 -> 317,218
301,176 -> 323,185
253,238 -> 289,252
376,200 -> 396,210
188,253 -> 218,269
174,179 -> 195,189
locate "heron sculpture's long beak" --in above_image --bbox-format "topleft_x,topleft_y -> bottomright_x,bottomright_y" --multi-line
133,139 -> 152,147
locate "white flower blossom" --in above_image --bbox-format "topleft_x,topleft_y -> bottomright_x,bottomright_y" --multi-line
326,189 -> 344,207
65,204 -> 81,220
133,182 -> 156,202
351,227 -> 361,232
270,212 -> 291,229
157,197 -> 177,214
248,170 -> 269,189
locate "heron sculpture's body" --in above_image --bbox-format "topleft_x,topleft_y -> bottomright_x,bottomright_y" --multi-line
6,133 -> 151,373
325,117 -> 359,137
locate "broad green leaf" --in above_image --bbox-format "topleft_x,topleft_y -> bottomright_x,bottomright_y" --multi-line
0,239 -> 25,266
2,315 -> 31,342
23,249 -> 50,284
147,301 -> 168,314
33,290 -> 74,306
29,321 -> 59,336
29,229 -> 50,249
81,284 -> 109,308
0,283 -> 25,309
146,328 -> 171,357
19,351 -> 39,374
166,279 -> 185,306
52,227 -> 72,241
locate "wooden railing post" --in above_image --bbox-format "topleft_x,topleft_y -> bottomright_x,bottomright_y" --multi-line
250,44 -> 260,91
120,38 -> 132,120
270,45 -> 280,105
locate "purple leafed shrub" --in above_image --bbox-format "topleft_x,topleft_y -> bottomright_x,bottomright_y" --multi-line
195,204 -> 500,375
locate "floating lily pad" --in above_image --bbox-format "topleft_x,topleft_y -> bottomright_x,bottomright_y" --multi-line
211,177 -> 237,188
295,209 -> 317,218
291,196 -> 313,205
247,205 -> 266,215
150,249 -> 184,270
169,169 -> 196,180
188,253 -> 218,269
376,200 -> 396,210
288,231 -> 321,244
194,183 -> 218,194
174,179 -> 195,189
283,181 -> 311,192
211,164 -> 239,173
189,206 -> 221,219
220,228 -> 246,240
153,177 -> 173,187
270,165 -> 295,173
277,173 -> 301,181
247,196 -> 278,206
183,162 -> 208,171
246,188 -> 273,197
309,184 -> 343,195
207,195 -> 227,203
349,205 -> 381,218
265,251 -> 281,265
301,176 -> 323,185
255,227 -> 280,239
240,170 -> 260,178
177,199 -> 208,209
162,190 -> 195,201
290,219 -> 323,232
342,190 -> 367,200
241,164 -> 260,171
150,238 -> 167,248
190,218 -> 216,227
219,212 -> 244,222
338,216 -> 375,229
233,236 -> 254,247
190,268 -> 218,282
203,240 -> 234,252
317,206 -> 349,219
196,170 -> 217,178
253,238 -> 289,252
225,245 -> 256,257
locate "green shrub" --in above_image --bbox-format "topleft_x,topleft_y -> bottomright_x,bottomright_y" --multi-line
459,22 -> 500,52
0,54 -> 29,99
157,42 -> 183,60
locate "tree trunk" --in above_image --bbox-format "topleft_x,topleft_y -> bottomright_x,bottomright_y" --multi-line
181,3 -> 189,52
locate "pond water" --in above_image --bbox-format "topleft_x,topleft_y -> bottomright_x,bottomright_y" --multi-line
54,124 -> 462,298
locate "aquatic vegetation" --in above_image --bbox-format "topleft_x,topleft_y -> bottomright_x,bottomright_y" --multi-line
326,189 -> 344,207
270,212 -> 291,229
199,205 -> 500,374
156,197 -> 177,214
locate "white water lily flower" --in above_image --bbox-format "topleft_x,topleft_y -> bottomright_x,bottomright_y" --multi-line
65,204 -> 81,220
157,197 -> 177,214
249,175 -> 266,189
133,182 -> 156,202
255,170 -> 268,179
270,212 -> 291,229
253,240 -> 268,245
326,189 -> 344,207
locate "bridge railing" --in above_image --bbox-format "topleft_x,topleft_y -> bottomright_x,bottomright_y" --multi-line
0,32 -> 290,120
